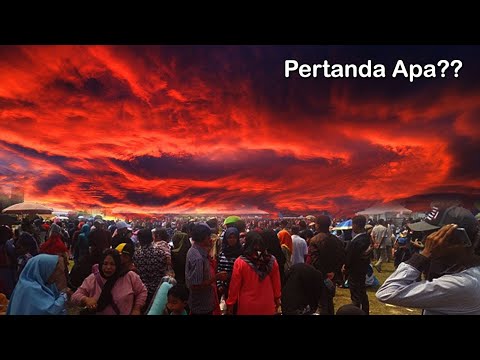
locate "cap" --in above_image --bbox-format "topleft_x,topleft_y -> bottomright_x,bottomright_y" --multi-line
408,206 -> 478,238
224,215 -> 241,226
116,221 -> 129,230
115,242 -> 135,257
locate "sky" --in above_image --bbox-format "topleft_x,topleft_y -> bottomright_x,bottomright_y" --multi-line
1,45 -> 480,216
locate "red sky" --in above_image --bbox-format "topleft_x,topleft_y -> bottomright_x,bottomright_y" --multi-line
1,45 -> 480,216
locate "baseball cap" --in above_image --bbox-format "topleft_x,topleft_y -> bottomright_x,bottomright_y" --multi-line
115,242 -> 135,257
408,206 -> 478,239
116,221 -> 129,230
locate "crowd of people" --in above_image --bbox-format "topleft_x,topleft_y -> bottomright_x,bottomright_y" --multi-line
0,203 -> 479,315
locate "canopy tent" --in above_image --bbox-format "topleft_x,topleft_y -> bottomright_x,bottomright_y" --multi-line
356,203 -> 412,216
332,219 -> 352,230
2,202 -> 53,215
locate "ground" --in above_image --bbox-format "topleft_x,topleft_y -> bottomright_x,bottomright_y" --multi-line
333,261 -> 421,315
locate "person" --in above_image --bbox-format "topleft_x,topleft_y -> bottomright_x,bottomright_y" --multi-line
226,231 -> 281,315
0,226 -> 15,298
133,228 -> 168,311
376,206 -> 480,314
185,223 -> 227,315
71,249 -> 147,315
171,230 -> 191,285
115,242 -> 137,273
281,263 -> 323,315
166,284 -> 189,315
307,215 -> 345,315
343,215 -> 371,315
216,227 -> 243,302
7,254 -> 70,315
336,304 -> 366,315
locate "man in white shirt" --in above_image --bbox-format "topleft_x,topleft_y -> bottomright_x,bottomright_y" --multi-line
376,206 -> 480,314
291,225 -> 308,265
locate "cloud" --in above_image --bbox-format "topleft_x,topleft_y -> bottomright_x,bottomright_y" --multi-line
0,45 -> 479,215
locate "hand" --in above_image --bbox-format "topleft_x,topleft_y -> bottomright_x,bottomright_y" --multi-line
62,288 -> 74,300
84,297 -> 97,310
216,271 -> 228,281
422,224 -> 461,259
274,298 -> 281,314
130,308 -> 142,315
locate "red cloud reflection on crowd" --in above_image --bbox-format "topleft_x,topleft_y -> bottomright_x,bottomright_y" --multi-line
1,45 -> 480,216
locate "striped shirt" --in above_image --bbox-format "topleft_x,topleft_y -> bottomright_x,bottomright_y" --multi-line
185,243 -> 215,314
216,252 -> 236,298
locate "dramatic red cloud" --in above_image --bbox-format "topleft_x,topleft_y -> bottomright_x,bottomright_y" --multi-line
1,45 -> 479,216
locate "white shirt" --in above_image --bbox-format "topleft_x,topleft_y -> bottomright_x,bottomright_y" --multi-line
291,235 -> 308,265
376,262 -> 480,315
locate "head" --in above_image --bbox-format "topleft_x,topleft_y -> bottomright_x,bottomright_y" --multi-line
47,255 -> 67,291
243,231 -> 267,258
408,206 -> 480,253
167,284 -> 189,315
224,227 -> 240,248
100,249 -> 121,279
93,220 -> 104,230
315,215 -> 331,233
48,223 -> 63,238
115,242 -> 135,265
280,219 -> 288,229
352,215 -> 367,234
0,225 -> 12,245
191,223 -> 212,247
298,220 -> 307,230
291,225 -> 300,236
137,228 -> 153,246
154,228 -> 169,242
116,221 -> 129,235
336,304 -> 366,315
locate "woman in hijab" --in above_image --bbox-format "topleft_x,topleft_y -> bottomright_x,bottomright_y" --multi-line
171,230 -> 191,285
281,263 -> 324,315
73,224 -> 90,265
226,231 -> 281,315
216,227 -> 243,301
71,249 -> 147,315
7,254 -> 70,315
261,230 -> 287,286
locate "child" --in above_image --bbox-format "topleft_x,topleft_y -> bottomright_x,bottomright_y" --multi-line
166,284 -> 189,315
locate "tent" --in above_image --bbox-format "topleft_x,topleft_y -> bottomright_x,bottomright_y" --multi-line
356,203 -> 412,219
332,219 -> 352,230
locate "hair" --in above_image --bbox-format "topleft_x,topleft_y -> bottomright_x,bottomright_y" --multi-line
206,218 -> 218,229
235,220 -> 246,233
280,219 -> 288,227
168,284 -> 189,302
191,223 -> 211,243
155,228 -> 169,241
336,304 -> 366,315
291,225 -> 300,235
352,215 -> 367,229
378,219 -> 386,226
316,215 -> 331,233
298,220 -> 307,229
243,231 -> 267,256
137,228 -> 153,246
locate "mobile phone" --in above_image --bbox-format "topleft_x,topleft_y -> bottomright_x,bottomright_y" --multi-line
454,227 -> 472,247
